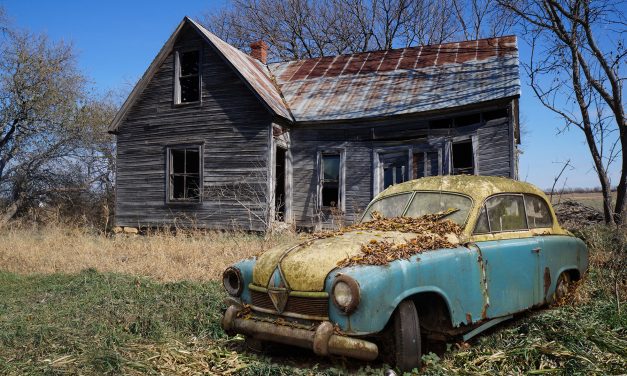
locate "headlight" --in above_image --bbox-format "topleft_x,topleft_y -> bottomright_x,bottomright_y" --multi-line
223,267 -> 243,297
332,274 -> 360,314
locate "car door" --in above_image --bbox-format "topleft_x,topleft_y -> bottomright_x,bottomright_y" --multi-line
473,194 -> 543,318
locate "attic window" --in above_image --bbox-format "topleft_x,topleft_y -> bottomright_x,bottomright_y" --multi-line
167,146 -> 202,202
175,50 -> 200,103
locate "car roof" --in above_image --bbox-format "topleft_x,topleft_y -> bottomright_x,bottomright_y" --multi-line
378,175 -> 549,204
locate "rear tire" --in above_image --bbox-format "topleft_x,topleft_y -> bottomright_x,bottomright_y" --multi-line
393,300 -> 422,372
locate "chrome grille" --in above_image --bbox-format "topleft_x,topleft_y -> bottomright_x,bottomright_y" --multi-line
250,290 -> 329,318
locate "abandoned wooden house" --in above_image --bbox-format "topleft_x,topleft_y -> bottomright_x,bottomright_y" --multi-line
109,17 -> 521,231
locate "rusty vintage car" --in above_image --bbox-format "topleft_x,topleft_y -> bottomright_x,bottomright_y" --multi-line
221,176 -> 588,371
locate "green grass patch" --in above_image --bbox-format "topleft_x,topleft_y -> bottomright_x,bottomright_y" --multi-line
0,232 -> 625,375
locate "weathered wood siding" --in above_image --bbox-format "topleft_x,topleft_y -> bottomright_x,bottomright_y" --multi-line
115,25 -> 272,230
289,101 -> 515,229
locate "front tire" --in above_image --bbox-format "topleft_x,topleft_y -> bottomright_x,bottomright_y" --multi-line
393,300 -> 422,372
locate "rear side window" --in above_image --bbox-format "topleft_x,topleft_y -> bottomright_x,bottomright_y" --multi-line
484,195 -> 527,232
524,194 -> 553,228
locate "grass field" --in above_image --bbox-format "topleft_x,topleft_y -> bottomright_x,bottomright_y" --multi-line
549,191 -> 615,212
0,225 -> 625,375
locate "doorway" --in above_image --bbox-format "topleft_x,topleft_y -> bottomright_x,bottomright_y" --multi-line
274,146 -> 286,221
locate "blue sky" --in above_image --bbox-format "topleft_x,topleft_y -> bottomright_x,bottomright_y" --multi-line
2,0 -> 622,189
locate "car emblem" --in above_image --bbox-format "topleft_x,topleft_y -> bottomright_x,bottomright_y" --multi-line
267,266 -> 289,313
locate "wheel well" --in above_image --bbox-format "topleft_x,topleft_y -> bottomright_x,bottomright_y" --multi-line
409,292 -> 453,335
565,269 -> 581,281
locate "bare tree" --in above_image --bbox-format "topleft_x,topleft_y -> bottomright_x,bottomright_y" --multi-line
201,0 -> 510,61
0,19 -> 117,227
500,0 -> 626,224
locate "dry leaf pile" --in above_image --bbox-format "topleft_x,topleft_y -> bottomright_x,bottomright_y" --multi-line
314,210 -> 463,267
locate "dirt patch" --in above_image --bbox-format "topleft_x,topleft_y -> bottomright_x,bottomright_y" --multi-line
326,211 -> 463,267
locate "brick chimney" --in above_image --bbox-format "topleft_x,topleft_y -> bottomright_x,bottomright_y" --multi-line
250,40 -> 269,64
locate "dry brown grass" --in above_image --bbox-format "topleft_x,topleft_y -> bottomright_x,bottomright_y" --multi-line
0,223 -> 298,282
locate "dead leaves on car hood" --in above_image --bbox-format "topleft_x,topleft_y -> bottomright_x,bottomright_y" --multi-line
313,210 -> 463,267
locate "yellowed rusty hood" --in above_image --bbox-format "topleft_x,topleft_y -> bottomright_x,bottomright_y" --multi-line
252,230 -> 454,291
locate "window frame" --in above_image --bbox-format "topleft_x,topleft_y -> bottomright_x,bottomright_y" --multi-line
165,144 -> 203,204
360,190 -> 474,227
174,48 -> 202,105
473,193 -> 530,234
523,193 -> 554,229
317,149 -> 345,211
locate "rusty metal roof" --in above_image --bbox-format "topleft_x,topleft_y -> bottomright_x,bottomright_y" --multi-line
268,36 -> 520,122
110,18 -> 519,131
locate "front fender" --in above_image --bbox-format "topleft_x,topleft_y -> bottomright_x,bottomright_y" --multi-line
325,247 -> 485,335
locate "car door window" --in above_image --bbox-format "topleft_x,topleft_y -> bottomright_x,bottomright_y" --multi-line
524,194 -> 553,228
485,195 -> 528,232
474,205 -> 490,234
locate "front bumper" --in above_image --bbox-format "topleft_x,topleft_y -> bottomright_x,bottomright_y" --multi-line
222,304 -> 379,361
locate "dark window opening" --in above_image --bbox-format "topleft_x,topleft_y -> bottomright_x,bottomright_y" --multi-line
321,154 -> 340,208
483,108 -> 509,122
169,146 -> 201,202
380,152 -> 408,190
454,113 -> 481,127
430,118 -> 451,129
275,147 -> 286,220
452,140 -> 474,175
177,50 -> 200,103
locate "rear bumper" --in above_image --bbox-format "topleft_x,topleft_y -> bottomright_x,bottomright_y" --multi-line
221,304 -> 379,361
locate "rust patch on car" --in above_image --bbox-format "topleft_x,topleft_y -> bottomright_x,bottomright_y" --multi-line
544,267 -> 551,297
466,313 -> 472,324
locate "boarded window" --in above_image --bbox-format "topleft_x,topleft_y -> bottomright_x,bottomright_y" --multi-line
452,140 -> 474,175
524,194 -> 553,228
485,195 -> 527,232
176,50 -> 200,103
168,146 -> 201,202
321,154 -> 340,208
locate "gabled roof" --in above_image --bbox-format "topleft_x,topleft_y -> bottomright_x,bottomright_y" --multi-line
109,17 -> 520,132
268,36 -> 520,122
108,17 -> 292,132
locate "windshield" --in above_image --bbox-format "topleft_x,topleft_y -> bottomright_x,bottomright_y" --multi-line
362,192 -> 473,226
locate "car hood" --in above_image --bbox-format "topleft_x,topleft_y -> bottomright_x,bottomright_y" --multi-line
252,230 -> 459,291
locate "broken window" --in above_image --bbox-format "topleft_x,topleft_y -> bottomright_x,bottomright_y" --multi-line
320,154 -> 341,208
524,194 -> 553,228
168,146 -> 201,202
452,140 -> 474,175
380,152 -> 408,190
413,151 -> 440,178
176,50 -> 200,103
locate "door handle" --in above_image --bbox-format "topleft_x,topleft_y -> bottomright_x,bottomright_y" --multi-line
531,248 -> 541,254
